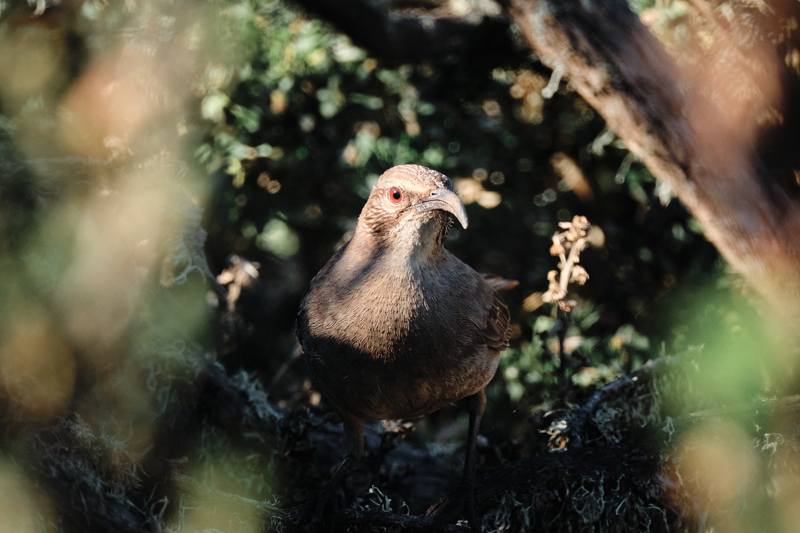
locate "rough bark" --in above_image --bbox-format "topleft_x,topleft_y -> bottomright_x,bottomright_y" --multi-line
507,0 -> 800,317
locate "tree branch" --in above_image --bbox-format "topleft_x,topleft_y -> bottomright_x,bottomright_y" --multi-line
289,0 -> 518,66
508,0 -> 800,317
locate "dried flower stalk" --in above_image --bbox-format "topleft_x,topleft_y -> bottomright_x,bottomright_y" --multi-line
543,215 -> 592,312
216,255 -> 260,311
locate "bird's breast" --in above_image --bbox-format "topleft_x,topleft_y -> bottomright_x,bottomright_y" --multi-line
306,271 -> 430,359
299,247 -> 499,420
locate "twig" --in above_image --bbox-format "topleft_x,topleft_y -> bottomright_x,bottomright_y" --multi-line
289,0 -> 516,66
174,474 -> 292,521
542,63 -> 563,98
555,309 -> 571,399
336,509 -> 467,531
556,355 -> 680,449
267,345 -> 304,392
679,394 -> 800,423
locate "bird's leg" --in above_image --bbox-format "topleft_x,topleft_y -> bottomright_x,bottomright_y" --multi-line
346,415 -> 365,461
314,414 -> 365,523
328,415 -> 365,485
463,389 -> 486,531
423,391 -> 487,527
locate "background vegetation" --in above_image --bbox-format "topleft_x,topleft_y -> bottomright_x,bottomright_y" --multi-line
0,1 -> 797,531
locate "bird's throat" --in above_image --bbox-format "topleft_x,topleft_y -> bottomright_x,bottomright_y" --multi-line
353,215 -> 446,265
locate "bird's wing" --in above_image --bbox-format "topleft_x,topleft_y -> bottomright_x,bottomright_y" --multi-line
295,302 -> 310,352
481,293 -> 512,353
477,273 -> 514,352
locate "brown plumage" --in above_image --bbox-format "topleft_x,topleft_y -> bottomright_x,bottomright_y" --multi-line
296,164 -> 511,523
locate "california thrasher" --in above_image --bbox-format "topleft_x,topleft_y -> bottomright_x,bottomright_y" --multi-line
297,164 -> 512,525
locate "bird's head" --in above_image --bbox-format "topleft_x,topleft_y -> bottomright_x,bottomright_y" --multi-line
356,165 -> 468,254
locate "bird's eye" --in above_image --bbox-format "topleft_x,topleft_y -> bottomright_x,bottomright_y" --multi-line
388,187 -> 403,203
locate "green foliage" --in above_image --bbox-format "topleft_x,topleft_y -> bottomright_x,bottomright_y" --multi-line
3,1 -> 792,531
498,303 -> 653,412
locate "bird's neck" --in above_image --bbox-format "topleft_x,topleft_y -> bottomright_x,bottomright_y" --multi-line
313,223 -> 457,359
350,222 -> 444,273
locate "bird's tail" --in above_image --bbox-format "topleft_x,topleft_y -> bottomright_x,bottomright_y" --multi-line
481,273 -> 519,292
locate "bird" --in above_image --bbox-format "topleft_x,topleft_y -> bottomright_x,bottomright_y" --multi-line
296,164 -> 512,526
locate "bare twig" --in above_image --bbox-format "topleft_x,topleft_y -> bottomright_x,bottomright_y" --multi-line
288,0 -> 517,67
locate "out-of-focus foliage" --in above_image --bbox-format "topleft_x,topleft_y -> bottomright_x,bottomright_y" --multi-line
0,0 -> 796,531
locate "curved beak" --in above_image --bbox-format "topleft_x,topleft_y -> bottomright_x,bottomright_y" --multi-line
415,188 -> 469,229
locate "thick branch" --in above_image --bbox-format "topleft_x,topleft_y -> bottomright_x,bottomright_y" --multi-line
509,0 -> 800,316
290,0 -> 517,66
